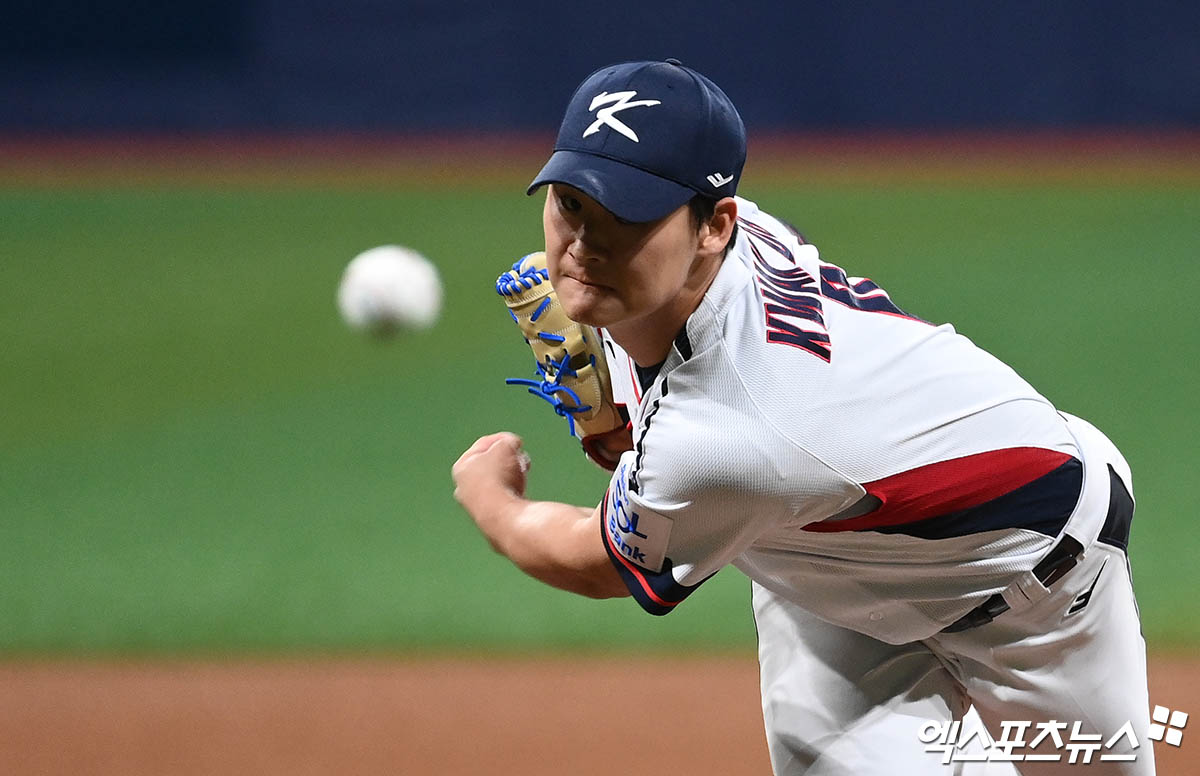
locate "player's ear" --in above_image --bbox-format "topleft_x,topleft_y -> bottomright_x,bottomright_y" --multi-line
700,197 -> 738,258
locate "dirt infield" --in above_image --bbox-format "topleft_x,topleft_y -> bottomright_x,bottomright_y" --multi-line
1,655 -> 1196,775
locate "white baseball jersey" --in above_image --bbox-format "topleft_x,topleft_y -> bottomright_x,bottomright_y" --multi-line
599,196 -> 1087,645
594,198 -> 1151,774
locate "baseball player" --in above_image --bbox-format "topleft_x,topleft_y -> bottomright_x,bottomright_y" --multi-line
452,60 -> 1155,775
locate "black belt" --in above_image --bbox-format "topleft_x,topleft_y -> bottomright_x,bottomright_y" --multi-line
941,534 -> 1085,634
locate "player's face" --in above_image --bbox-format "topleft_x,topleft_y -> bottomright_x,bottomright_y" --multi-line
542,184 -> 702,329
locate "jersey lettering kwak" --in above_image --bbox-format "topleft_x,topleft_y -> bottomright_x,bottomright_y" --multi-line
743,215 -> 923,361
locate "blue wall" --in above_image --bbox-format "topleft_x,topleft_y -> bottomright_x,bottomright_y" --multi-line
2,0 -> 1197,132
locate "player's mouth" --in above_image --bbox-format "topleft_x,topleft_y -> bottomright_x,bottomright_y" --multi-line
561,267 -> 612,291
568,275 -> 610,290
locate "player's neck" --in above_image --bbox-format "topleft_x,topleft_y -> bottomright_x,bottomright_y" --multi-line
607,253 -> 722,366
606,319 -> 677,367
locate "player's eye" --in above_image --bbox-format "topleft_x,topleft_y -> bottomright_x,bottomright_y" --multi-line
559,194 -> 583,213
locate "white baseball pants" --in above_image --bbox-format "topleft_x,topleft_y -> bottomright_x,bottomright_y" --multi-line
753,417 -> 1154,775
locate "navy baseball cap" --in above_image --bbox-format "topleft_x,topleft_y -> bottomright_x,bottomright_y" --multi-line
528,59 -> 746,223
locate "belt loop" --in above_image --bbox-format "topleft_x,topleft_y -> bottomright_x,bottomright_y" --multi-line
1005,571 -> 1053,608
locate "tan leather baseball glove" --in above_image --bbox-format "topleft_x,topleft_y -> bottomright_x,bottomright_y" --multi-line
495,251 -> 631,470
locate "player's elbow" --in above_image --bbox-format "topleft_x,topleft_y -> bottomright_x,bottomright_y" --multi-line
574,561 -> 632,600
525,561 -> 629,600
577,572 -> 631,600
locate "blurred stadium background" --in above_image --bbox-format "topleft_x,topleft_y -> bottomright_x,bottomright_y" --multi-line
1,1 -> 1198,774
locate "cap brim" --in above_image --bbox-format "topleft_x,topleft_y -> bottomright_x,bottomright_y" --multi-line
527,150 -> 696,223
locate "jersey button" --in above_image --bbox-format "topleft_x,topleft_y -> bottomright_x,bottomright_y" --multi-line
869,611 -> 883,621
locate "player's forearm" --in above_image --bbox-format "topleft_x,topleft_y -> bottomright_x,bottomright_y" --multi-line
475,496 -> 628,599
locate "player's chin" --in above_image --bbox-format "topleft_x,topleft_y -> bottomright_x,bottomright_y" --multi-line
558,280 -> 622,326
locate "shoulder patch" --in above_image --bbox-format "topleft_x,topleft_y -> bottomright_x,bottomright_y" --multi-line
606,461 -> 673,573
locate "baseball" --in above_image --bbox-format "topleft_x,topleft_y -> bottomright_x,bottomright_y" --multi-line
337,245 -> 442,333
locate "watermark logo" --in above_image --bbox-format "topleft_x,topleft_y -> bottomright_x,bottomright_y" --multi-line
1148,705 -> 1188,747
919,719 -> 1141,765
919,703 -> 1193,765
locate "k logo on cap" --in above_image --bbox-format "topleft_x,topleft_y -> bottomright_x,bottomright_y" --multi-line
583,91 -> 662,143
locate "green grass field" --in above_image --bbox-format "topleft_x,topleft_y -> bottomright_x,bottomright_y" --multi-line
2,171 -> 1197,655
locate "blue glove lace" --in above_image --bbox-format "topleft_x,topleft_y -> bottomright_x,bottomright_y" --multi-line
495,254 -> 549,296
498,255 -> 594,437
505,349 -> 597,437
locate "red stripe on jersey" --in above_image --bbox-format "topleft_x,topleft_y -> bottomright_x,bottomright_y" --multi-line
601,491 -> 682,609
804,447 -> 1074,533
626,353 -> 642,402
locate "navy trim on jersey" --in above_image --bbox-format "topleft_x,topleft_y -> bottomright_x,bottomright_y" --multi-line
1099,464 -> 1134,552
629,376 -> 668,495
871,458 -> 1083,540
601,493 -> 708,616
634,361 -> 664,396
674,327 -> 693,360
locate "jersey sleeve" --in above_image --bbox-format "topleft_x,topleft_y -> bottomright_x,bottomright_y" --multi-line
601,427 -> 860,616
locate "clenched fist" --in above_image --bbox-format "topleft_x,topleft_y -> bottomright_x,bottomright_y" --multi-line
452,432 -> 531,516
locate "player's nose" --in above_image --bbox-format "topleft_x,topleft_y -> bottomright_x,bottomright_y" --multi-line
569,227 -> 609,264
